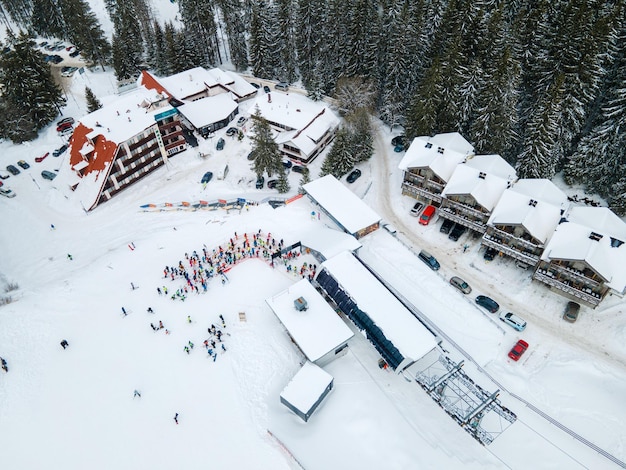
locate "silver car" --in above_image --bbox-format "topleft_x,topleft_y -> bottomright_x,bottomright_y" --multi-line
450,276 -> 472,294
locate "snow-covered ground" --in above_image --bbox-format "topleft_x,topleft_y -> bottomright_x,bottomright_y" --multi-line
1,64 -> 626,470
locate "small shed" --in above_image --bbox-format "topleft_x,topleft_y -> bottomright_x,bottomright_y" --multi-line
303,175 -> 381,239
266,279 -> 354,366
280,361 -> 334,422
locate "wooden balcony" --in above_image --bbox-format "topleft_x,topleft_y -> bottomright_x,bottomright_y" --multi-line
533,270 -> 602,307
481,236 -> 540,265
486,226 -> 541,252
401,181 -> 443,204
439,207 -> 486,233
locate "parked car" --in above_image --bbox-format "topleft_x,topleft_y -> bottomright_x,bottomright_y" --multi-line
53,145 -> 68,157
418,250 -> 440,271
57,117 -> 75,127
201,171 -> 213,184
61,67 -> 78,77
499,311 -> 527,331
250,82 -> 260,89
282,160 -> 293,169
292,165 -> 306,174
440,218 -> 454,234
263,85 -> 271,93
508,339 -> 529,361
410,201 -> 424,217
267,179 -> 278,189
35,152 -> 50,163
17,160 -> 30,169
225,127 -> 238,137
57,121 -> 73,132
41,170 -> 57,180
393,143 -> 405,153
450,276 -> 472,294
0,180 -> 2,187
236,116 -> 248,127
216,138 -> 225,150
419,205 -> 436,225
391,135 -> 405,147
69,49 -> 80,58
346,169 -> 362,183
247,150 -> 257,161
275,82 -> 289,91
475,295 -> 499,313
0,172 -> 9,179
563,301 -> 581,323
448,223 -> 467,241
483,247 -> 498,261
256,176 -> 265,189
0,187 -> 15,198
58,127 -> 74,138
6,165 -> 20,175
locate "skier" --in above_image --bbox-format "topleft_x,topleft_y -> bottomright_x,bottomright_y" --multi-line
221,344 -> 226,352
131,282 -> 136,290
174,413 -> 179,424
150,323 -> 157,331
159,320 -> 164,329
50,224 -> 56,230
67,254 -> 73,261
184,346 -> 190,355
157,287 -> 162,295
187,315 -> 192,323
188,341 -> 194,350
147,307 -> 154,313
60,339 -> 69,349
122,307 -> 128,316
1,357 -> 8,373
133,389 -> 141,398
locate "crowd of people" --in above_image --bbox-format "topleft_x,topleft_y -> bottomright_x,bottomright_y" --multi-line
157,230 -> 318,303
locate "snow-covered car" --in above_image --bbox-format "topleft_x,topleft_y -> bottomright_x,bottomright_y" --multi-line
236,116 -> 247,127
267,179 -> 278,189
41,170 -> 57,180
410,201 -> 424,217
508,339 -> 529,361
382,223 -> 397,235
201,171 -> 213,184
225,127 -> 237,137
346,169 -> 361,183
450,276 -> 472,294
563,301 -> 580,323
499,311 -> 527,331
255,176 -> 264,189
475,295 -> 499,313
0,187 -> 16,198
17,160 -> 30,169
53,145 -> 68,157
216,138 -> 225,150
57,117 -> 75,127
6,165 -> 20,175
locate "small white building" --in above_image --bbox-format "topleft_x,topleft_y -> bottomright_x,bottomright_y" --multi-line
266,279 -> 354,366
280,361 -> 334,422
298,226 -> 362,262
304,175 -> 381,239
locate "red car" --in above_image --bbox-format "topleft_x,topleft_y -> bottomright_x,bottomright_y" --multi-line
35,152 -> 50,163
508,340 -> 529,361
419,204 -> 436,225
57,121 -> 73,132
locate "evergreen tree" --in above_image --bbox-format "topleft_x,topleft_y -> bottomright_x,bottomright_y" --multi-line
215,0 -> 248,71
319,127 -> 355,178
349,108 -> 374,164
249,0 -> 280,79
343,0 -> 379,79
251,107 -> 283,178
276,170 -> 290,194
275,0 -> 297,83
148,20 -> 168,76
60,0 -> 110,68
0,32 -> 64,143
295,0 -> 326,90
85,86 -> 102,113
110,0 -> 144,80
405,57 -> 444,139
178,0 -> 220,67
31,0 -> 65,39
0,0 -> 32,26
298,167 -> 311,193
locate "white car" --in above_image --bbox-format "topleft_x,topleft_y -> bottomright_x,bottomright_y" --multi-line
382,223 -> 397,235
0,187 -> 16,198
236,116 -> 248,127
499,311 -> 527,331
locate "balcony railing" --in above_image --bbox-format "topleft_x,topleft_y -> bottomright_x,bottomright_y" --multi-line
439,208 -> 486,233
549,263 -> 601,288
441,199 -> 488,222
481,237 -> 540,265
533,270 -> 602,306
401,181 -> 443,203
486,226 -> 541,252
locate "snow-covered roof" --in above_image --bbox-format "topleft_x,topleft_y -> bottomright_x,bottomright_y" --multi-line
398,133 -> 474,183
156,67 -> 215,100
266,279 -> 353,362
488,179 -> 569,244
298,226 -> 362,260
177,93 -> 238,128
442,163 -> 512,212
280,361 -> 333,414
206,67 -> 257,99
464,154 -> 517,180
303,175 -> 381,235
320,251 -> 438,362
541,207 -> 626,292
251,93 -> 339,135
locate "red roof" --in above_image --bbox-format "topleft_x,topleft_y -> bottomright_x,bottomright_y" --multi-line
69,123 -> 118,176
139,70 -> 171,98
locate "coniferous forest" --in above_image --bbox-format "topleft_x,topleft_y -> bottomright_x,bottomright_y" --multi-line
0,0 -> 624,214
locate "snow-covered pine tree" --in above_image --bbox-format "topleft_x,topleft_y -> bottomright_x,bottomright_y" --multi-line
405,56 -> 444,139
295,0 -> 326,90
215,0 -> 248,71
110,0 -> 144,81
319,127 -> 355,179
251,107 -> 283,178
344,0 -> 379,80
178,0 -> 220,67
0,0 -> 32,26
85,86 -> 102,113
31,0 -> 65,39
60,0 -> 110,68
276,170 -> 290,194
298,166 -> 311,194
0,32 -> 64,142
275,0 -> 297,83
249,0 -> 280,79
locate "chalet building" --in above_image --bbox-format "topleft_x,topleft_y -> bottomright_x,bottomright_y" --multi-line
139,67 -> 257,137
439,154 -> 517,234
68,87 -> 186,211
482,179 -> 569,267
398,132 -> 474,205
533,207 -> 626,307
250,92 -> 339,164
